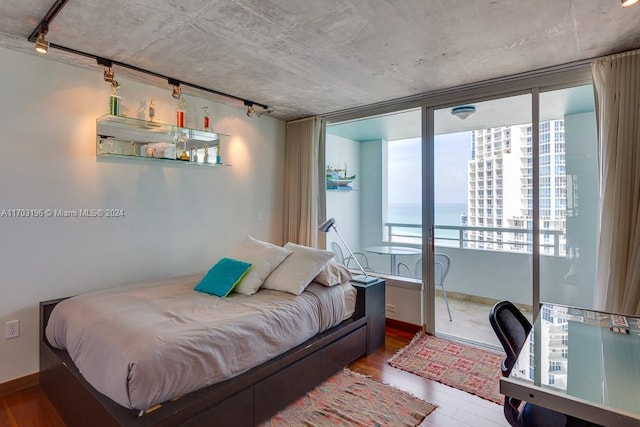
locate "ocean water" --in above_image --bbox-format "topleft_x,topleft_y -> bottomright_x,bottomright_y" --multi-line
388,202 -> 467,246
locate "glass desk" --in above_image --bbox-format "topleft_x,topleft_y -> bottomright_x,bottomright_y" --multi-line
501,303 -> 640,426
365,246 -> 421,275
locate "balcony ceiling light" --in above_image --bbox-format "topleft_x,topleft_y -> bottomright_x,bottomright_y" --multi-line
451,105 -> 476,120
621,0 -> 639,7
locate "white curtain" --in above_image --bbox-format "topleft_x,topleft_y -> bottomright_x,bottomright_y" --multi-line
592,50 -> 640,316
283,117 -> 326,247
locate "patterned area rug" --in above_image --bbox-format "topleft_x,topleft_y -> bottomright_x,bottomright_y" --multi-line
263,369 -> 436,426
388,333 -> 503,404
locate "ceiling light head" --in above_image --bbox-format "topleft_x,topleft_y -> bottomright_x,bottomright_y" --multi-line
451,105 -> 476,120
103,66 -> 114,83
621,0 -> 639,6
244,101 -> 254,117
172,85 -> 182,100
256,106 -> 275,117
168,78 -> 182,100
96,58 -> 115,82
34,26 -> 49,55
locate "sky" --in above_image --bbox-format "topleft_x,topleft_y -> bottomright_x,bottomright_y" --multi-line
388,131 -> 472,206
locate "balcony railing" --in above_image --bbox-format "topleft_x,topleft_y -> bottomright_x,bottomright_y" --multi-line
384,222 -> 565,256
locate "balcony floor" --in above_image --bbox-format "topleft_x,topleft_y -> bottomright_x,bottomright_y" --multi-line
433,293 -> 533,350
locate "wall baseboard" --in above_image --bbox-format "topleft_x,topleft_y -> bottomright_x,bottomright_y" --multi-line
0,372 -> 39,397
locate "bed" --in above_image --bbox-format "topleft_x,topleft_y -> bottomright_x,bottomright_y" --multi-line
40,266 -> 377,426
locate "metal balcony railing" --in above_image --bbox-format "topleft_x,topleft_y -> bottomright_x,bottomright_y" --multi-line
384,222 -> 565,256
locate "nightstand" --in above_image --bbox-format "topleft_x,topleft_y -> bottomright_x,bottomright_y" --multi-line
351,279 -> 385,354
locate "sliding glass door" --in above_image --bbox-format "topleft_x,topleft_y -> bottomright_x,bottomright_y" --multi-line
432,94 -> 533,345
425,83 -> 598,344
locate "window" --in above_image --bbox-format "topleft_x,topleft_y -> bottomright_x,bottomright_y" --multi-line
387,137 -> 422,244
540,121 -> 550,133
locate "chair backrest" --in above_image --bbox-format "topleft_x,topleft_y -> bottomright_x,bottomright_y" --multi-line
330,241 -> 345,264
434,253 -> 450,285
397,262 -> 412,277
490,301 -> 572,427
415,258 -> 423,280
489,300 -> 532,377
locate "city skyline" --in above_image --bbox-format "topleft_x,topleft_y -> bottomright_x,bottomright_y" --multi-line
386,120 -> 568,256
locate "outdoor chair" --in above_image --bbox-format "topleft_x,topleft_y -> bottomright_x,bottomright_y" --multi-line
330,241 -> 373,272
397,262 -> 413,277
434,254 -> 452,321
489,301 -> 598,427
397,254 -> 452,321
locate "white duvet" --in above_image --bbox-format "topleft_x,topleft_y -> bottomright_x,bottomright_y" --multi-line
45,274 -> 349,411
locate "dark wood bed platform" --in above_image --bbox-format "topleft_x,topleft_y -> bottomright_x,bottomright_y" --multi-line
39,279 -> 385,426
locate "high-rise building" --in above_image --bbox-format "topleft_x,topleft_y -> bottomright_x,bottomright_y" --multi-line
465,120 -> 566,256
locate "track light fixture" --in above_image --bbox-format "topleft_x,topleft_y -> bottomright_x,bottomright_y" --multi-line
621,0 -> 639,6
34,23 -> 49,55
168,79 -> 182,100
103,66 -> 114,82
97,58 -> 115,82
244,101 -> 254,117
97,58 -> 118,87
29,0 -> 272,115
172,85 -> 182,100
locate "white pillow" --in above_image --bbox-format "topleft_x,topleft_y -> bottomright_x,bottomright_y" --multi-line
262,242 -> 334,295
314,261 -> 352,287
228,236 -> 292,295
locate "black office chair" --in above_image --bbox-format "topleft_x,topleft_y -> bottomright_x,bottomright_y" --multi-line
489,301 -> 598,427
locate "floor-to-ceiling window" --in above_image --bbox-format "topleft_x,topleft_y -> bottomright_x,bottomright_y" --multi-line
324,68 -> 598,348
326,108 -> 422,277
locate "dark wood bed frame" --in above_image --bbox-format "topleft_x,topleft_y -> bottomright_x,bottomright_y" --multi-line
39,280 -> 384,427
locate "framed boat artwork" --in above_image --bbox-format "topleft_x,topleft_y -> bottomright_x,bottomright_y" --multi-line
326,164 -> 355,190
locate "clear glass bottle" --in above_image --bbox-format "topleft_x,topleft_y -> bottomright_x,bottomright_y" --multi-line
148,99 -> 156,122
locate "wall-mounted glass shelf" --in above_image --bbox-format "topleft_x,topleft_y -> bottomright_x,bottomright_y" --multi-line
96,114 -> 230,166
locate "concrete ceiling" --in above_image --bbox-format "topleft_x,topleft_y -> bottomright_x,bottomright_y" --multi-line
0,1 -> 639,121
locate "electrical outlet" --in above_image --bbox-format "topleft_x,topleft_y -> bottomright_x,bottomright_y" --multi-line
385,304 -> 397,313
5,320 -> 19,339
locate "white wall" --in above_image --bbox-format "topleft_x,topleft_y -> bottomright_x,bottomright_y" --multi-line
0,47 -> 285,384
360,140 -> 385,258
325,134 -> 361,254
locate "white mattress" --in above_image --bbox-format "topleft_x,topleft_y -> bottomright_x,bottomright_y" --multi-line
341,281 -> 357,319
46,274 -> 354,411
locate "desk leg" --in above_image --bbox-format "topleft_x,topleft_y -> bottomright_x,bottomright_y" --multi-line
390,254 -> 397,275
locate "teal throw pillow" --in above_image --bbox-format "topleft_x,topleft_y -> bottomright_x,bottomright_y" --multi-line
195,257 -> 252,297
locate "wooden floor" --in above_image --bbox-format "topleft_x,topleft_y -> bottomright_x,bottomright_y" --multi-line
349,331 -> 509,427
0,331 -> 508,426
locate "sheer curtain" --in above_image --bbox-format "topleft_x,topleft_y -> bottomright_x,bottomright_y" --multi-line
283,117 -> 326,247
592,49 -> 640,315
